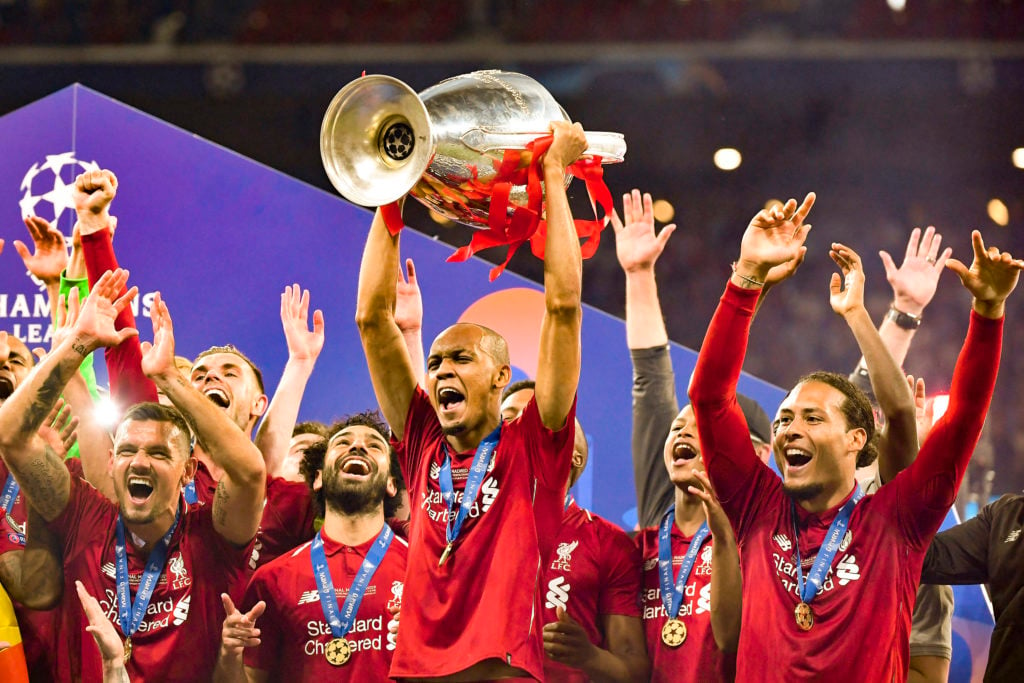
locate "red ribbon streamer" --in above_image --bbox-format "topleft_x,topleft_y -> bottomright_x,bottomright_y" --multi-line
446,134 -> 614,281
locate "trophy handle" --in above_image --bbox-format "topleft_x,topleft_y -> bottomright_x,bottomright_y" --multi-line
460,129 -> 626,164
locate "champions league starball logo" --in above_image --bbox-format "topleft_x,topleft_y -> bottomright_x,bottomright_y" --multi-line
19,152 -> 99,226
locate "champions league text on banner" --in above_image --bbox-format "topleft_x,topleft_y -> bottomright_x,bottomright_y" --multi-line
0,85 -> 994,681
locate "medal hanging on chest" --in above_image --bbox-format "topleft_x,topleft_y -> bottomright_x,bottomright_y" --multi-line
656,506 -> 710,648
310,525 -> 394,666
437,424 -> 501,567
114,506 -> 181,664
789,486 -> 863,632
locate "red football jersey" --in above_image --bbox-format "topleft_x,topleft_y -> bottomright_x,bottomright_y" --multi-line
388,388 -> 575,680
249,476 -> 316,570
0,458 -> 82,682
542,501 -> 642,682
243,526 -> 408,679
47,477 -> 252,682
636,525 -> 736,683
190,461 -> 317,570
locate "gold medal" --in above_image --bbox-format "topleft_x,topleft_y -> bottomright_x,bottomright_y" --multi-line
794,602 -> 814,631
123,636 -> 132,664
660,618 -> 687,647
324,637 -> 351,666
438,542 -> 453,567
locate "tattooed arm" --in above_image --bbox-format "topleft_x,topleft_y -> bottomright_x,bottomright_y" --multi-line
0,270 -> 138,521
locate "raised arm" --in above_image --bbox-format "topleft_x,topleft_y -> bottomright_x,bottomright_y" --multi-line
533,121 -> 586,430
828,243 -> 917,482
13,215 -> 66,323
689,470 -> 741,651
394,258 -> 426,387
898,232 -> 1021,537
0,270 -> 137,521
688,193 -> 814,505
612,189 -> 678,527
254,285 -> 324,478
141,293 -> 266,546
72,170 -> 159,406
355,208 -> 418,439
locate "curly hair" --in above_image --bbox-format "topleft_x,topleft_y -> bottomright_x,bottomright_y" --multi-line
792,371 -> 880,468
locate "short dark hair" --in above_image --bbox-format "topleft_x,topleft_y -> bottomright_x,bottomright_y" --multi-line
117,402 -> 192,456
502,379 -> 535,402
192,345 -> 265,394
301,410 -> 406,520
792,371 -> 879,468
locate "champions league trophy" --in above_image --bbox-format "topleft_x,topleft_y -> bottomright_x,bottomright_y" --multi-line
319,70 -> 627,229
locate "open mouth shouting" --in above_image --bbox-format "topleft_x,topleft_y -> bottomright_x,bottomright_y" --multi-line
783,448 -> 813,475
0,375 -> 13,400
203,388 -> 230,409
672,441 -> 700,465
437,387 -> 466,415
126,474 -> 155,506
338,454 -> 374,480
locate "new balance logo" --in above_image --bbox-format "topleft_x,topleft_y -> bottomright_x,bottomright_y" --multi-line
1005,529 -> 1021,543
644,557 -> 658,571
836,555 -> 861,586
545,576 -> 571,610
429,462 -> 440,480
773,534 -> 792,552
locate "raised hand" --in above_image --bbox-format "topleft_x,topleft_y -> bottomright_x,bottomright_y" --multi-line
906,375 -> 934,444
220,594 -> 266,657
14,216 -> 68,285
72,169 -> 118,234
140,291 -> 176,380
611,189 -> 676,274
879,226 -> 952,316
38,398 -> 78,458
829,243 -> 867,317
76,580 -> 125,665
946,230 -> 1024,319
280,284 -> 325,362
394,258 -> 423,334
687,469 -> 732,541
70,269 -> 139,352
543,606 -> 598,668
736,193 -> 815,284
543,121 -> 588,170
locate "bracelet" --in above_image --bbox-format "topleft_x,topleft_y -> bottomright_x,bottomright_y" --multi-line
731,262 -> 765,288
887,305 -> 922,330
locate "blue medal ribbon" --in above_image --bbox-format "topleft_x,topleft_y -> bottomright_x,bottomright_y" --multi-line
309,525 -> 394,639
657,506 -> 710,619
182,480 -> 197,505
1,474 -> 19,515
438,424 -> 501,561
114,505 -> 182,643
792,485 -> 864,605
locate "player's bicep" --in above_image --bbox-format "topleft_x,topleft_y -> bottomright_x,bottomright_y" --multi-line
212,476 -> 265,548
533,307 -> 581,431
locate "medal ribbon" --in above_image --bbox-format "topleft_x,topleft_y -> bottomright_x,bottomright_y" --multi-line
310,525 -> 394,638
182,480 -> 197,505
658,506 -> 710,619
791,485 -> 864,605
1,474 -> 19,515
114,505 -> 182,641
439,424 -> 501,550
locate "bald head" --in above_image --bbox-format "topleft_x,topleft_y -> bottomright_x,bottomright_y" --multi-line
434,323 -> 509,368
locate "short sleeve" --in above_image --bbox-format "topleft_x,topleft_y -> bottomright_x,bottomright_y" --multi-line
597,523 -> 643,618
391,387 -> 444,492
514,394 -> 576,492
242,567 -> 280,673
908,584 -> 953,660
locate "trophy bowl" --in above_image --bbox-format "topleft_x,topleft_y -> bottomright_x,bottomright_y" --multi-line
320,70 -> 626,229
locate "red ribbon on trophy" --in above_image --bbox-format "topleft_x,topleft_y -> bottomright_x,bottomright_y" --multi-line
444,135 -> 614,281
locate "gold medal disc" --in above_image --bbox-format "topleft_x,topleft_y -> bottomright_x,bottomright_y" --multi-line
661,618 -> 687,647
123,637 -> 132,664
325,637 -> 352,666
794,602 -> 814,631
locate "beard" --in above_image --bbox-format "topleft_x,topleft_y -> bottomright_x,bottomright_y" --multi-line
323,464 -> 388,516
783,481 -> 826,502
